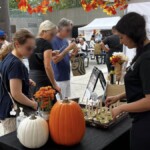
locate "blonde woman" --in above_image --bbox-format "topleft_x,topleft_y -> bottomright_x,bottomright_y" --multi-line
29,20 -> 61,95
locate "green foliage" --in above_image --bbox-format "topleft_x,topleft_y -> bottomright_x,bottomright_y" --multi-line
9,0 -> 17,9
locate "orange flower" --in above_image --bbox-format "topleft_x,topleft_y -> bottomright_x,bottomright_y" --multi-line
81,0 -> 128,15
17,0 -> 60,14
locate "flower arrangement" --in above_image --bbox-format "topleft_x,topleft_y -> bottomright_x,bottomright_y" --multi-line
34,86 -> 56,112
110,52 -> 128,65
81,0 -> 128,15
17,0 -> 60,14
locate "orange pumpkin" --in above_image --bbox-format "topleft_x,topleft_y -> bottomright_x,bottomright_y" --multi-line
49,99 -> 86,146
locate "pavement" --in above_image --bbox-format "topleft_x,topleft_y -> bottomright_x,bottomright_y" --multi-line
0,58 -> 108,136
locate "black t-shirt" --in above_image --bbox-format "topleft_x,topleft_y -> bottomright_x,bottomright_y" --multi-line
0,53 -> 29,119
125,43 -> 150,118
29,38 -> 53,71
103,35 -> 123,56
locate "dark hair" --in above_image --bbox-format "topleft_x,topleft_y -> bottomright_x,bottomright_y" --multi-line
0,35 -> 6,41
112,26 -> 116,30
116,12 -> 147,64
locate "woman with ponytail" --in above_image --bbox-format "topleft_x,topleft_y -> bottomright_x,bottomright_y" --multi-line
0,29 -> 38,135
0,44 -> 13,61
105,12 -> 150,150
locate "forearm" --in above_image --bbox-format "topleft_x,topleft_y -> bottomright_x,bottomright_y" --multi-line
117,92 -> 126,100
53,48 -> 69,64
12,93 -> 34,108
103,46 -> 109,52
120,98 -> 150,113
100,43 -> 109,52
45,65 -> 56,87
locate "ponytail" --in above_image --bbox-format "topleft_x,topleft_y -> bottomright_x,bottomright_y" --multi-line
0,44 -> 13,61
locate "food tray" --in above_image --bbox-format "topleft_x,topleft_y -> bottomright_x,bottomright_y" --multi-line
80,104 -> 128,129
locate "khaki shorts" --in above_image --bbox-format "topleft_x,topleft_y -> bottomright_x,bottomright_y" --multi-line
0,118 -> 16,136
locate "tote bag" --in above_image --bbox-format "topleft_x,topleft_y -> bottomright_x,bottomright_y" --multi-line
71,54 -> 86,76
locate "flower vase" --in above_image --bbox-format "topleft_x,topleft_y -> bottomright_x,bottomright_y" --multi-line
114,63 -> 122,82
40,111 -> 50,123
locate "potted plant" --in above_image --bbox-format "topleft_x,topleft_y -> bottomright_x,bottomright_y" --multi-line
34,86 -> 56,121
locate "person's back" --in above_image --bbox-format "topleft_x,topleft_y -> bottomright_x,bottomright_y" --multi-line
104,34 -> 123,55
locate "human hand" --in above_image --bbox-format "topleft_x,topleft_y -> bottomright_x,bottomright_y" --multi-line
53,84 -> 61,93
111,106 -> 123,119
105,95 -> 120,107
29,79 -> 36,87
52,50 -> 60,57
71,48 -> 79,57
32,101 -> 38,110
67,42 -> 77,51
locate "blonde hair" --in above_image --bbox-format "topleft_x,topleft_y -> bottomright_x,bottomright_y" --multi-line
38,20 -> 56,36
0,29 -> 34,61
0,44 -> 13,61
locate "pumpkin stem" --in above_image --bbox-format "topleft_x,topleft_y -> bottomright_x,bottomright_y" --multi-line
63,97 -> 70,103
30,114 -> 37,120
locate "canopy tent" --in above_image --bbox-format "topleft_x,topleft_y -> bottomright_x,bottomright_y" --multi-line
78,17 -> 121,31
128,0 -> 150,4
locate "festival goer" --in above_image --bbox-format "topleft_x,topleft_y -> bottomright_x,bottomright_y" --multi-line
90,35 -> 95,48
106,12 -> 150,150
29,20 -> 61,95
51,18 -> 78,99
94,41 -> 102,64
100,26 -> 123,72
0,29 -> 37,135
78,38 -> 88,53
0,30 -> 9,50
95,31 -> 102,42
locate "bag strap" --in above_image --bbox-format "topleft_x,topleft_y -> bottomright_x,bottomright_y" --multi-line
0,72 -> 17,110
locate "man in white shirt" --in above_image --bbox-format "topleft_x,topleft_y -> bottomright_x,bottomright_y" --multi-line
78,38 -> 88,53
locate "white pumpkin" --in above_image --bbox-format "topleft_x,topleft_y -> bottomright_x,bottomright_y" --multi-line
17,115 -> 49,148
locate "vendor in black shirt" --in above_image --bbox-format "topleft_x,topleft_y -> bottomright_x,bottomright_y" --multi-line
0,29 -> 37,135
100,26 -> 123,72
106,12 -> 150,150
29,20 -> 61,94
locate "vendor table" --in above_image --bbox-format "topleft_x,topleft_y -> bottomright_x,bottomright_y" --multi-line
0,117 -> 132,150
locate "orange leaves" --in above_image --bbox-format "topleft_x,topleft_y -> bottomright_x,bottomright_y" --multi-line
81,0 -> 128,15
34,86 -> 56,111
34,86 -> 56,99
18,0 -> 28,12
17,0 -> 60,14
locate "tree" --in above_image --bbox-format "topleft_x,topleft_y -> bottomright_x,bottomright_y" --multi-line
9,0 -> 17,9
0,0 -> 11,40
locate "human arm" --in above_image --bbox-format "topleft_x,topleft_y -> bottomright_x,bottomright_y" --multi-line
70,48 -> 79,57
44,50 -> 61,93
10,79 -> 37,110
52,42 -> 78,64
29,79 -> 36,87
100,41 -> 110,52
112,96 -> 150,119
105,92 -> 126,106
